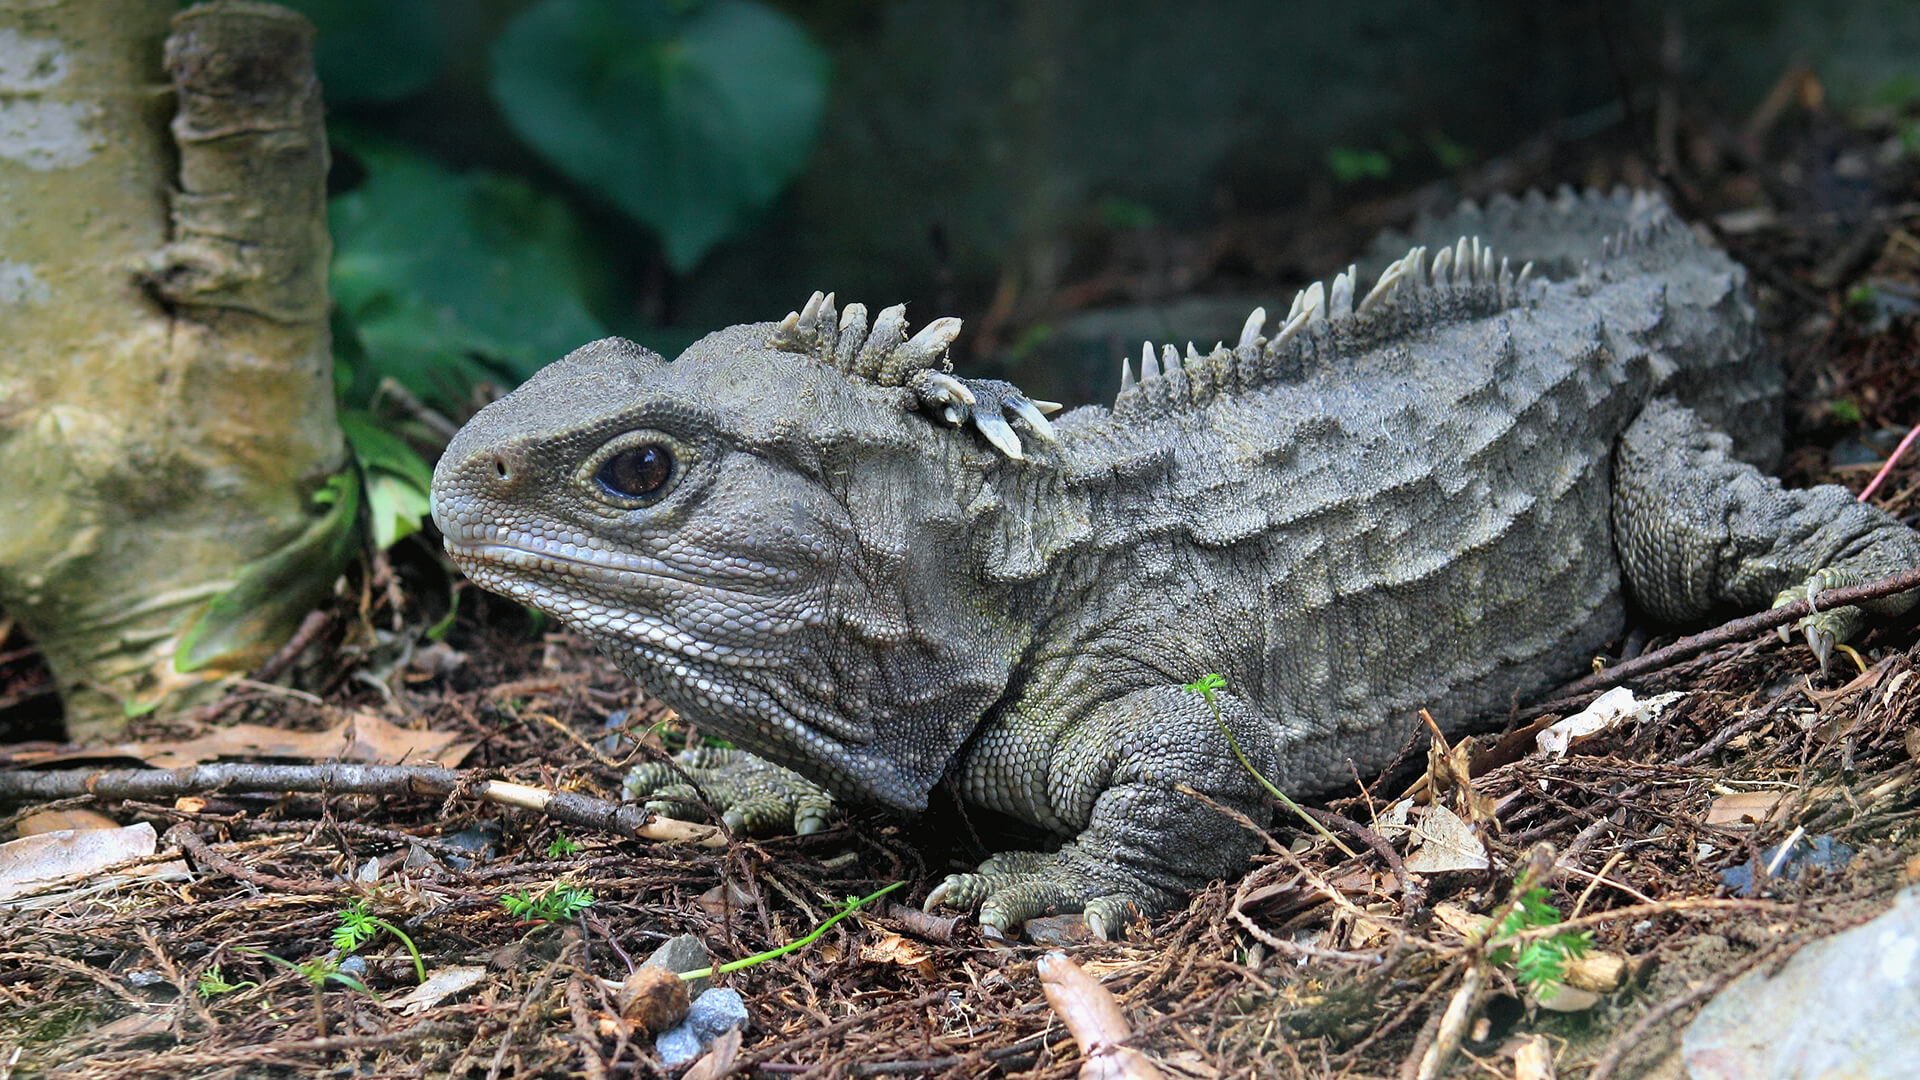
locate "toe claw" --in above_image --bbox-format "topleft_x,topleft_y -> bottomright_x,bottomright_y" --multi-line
923,880 -> 956,914
1806,624 -> 1835,676
1084,897 -> 1134,942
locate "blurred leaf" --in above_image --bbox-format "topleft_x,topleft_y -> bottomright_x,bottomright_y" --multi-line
174,471 -> 362,674
329,137 -> 610,409
1326,146 -> 1392,184
1094,196 -> 1157,230
1424,129 -> 1473,171
365,471 -> 432,551
338,411 -> 433,491
490,0 -> 830,271
339,411 -> 434,549
281,0 -> 445,105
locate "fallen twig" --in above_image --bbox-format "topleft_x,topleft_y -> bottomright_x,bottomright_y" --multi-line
0,763 -> 724,847
168,824 -> 351,895
1552,565 -> 1920,700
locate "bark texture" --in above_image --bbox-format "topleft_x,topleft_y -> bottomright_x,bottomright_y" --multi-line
0,1 -> 342,735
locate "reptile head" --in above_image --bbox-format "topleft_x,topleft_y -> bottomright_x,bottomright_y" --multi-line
430,306 -> 1035,811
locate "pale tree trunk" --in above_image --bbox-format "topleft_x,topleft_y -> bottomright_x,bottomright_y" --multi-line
0,1 -> 343,737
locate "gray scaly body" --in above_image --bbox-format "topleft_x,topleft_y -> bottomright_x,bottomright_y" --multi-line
431,189 -> 1920,936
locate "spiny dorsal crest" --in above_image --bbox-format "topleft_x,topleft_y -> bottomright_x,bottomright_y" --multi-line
769,290 -> 1062,462
769,290 -> 962,386
1596,189 -> 1682,261
1113,233 -> 1537,418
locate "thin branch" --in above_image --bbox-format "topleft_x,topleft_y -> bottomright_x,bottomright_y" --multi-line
0,763 -> 723,847
1552,566 -> 1920,700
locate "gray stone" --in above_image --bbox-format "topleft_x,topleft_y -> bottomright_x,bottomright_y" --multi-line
1683,887 -> 1920,1079
641,933 -> 712,996
655,987 -> 749,1067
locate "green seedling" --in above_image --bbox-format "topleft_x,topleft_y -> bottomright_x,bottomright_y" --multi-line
501,883 -> 596,923
1327,146 -> 1392,184
236,945 -> 379,1037
194,966 -> 257,998
1182,673 -> 1356,857
1488,881 -> 1593,994
333,900 -> 428,984
547,831 -> 581,858
678,881 -> 903,981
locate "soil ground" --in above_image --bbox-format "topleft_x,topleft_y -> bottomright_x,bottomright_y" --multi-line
2,66 -> 1919,1080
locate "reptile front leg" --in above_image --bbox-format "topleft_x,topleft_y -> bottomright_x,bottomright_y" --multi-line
930,684 -> 1273,939
625,748 -> 838,836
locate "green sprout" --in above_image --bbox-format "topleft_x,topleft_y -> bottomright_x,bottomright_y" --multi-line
1182,673 -> 1356,857
236,945 -> 379,1037
678,881 -> 904,981
332,901 -> 427,984
195,966 -> 257,998
501,883 -> 596,923
1488,883 -> 1593,994
547,831 -> 581,858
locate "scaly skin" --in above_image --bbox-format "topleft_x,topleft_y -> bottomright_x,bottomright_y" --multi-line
431,188 -> 1920,939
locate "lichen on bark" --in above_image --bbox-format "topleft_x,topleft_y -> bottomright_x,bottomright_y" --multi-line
0,1 -> 344,737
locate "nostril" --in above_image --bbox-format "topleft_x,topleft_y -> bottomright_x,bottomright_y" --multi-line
492,455 -> 512,482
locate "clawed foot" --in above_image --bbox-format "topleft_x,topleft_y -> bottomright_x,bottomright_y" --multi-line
1772,568 -> 1866,675
624,748 -> 836,836
910,371 -> 1062,461
923,846 -> 1177,941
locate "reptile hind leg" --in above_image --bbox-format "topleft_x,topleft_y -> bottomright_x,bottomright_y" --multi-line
929,684 -> 1272,939
1612,397 -> 1920,670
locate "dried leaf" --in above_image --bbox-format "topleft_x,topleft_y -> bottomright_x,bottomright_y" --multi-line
694,879 -> 755,919
1536,688 -> 1686,757
109,711 -> 471,769
860,932 -> 936,977
680,1026 -> 743,1080
1430,903 -> 1491,941
1530,981 -> 1601,1012
381,965 -> 489,1015
1536,686 -> 1635,756
1037,951 -> 1166,1080
1514,1033 -> 1556,1080
1705,790 -> 1787,826
89,1009 -> 176,1040
1562,951 -> 1629,993
1401,805 -> 1490,873
0,823 -> 159,901
14,808 -> 119,836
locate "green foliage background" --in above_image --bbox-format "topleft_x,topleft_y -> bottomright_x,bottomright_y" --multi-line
290,0 -> 831,417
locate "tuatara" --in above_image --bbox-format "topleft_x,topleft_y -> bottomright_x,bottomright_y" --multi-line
430,188 -> 1920,937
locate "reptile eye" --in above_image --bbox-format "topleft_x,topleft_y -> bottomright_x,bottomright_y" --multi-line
594,443 -> 675,502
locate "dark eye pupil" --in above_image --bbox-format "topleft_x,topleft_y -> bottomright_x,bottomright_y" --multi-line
596,444 -> 673,500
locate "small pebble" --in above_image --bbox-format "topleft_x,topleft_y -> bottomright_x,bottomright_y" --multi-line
656,988 -> 748,1067
642,933 -> 712,995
